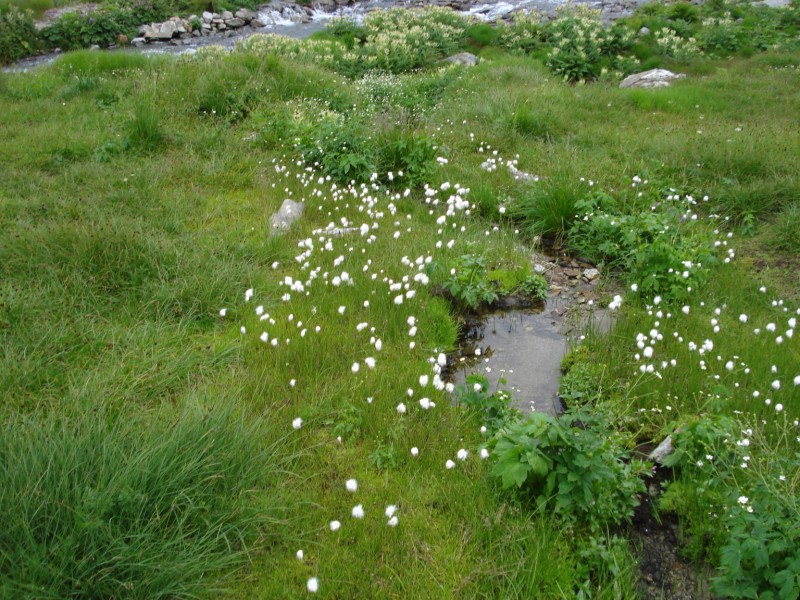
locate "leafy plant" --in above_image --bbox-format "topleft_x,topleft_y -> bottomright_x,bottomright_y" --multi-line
713,477 -> 800,598
490,409 -> 647,531
0,7 -> 39,65
376,130 -> 437,188
294,118 -> 376,184
559,361 -> 607,406
544,5 -> 634,82
568,189 -> 720,301
427,254 -> 498,310
331,401 -> 364,443
457,374 -> 520,434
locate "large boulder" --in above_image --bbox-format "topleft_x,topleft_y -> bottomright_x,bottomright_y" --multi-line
619,68 -> 685,89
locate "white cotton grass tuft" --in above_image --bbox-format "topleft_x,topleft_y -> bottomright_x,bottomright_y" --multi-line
480,448 -> 490,459
410,447 -> 419,456
387,516 -> 399,527
307,577 -> 319,593
292,418 -> 303,430
345,479 -> 358,493
457,448 -> 468,461
329,520 -> 341,532
219,308 -> 227,317
445,459 -> 456,469
351,504 -> 365,519
385,505 -> 397,518
396,403 -> 407,414
296,549 -> 304,561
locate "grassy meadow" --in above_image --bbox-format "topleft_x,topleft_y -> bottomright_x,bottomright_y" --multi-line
1,3 -> 800,598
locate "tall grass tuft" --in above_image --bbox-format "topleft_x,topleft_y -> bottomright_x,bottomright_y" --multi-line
126,103 -> 165,152
0,404 -> 284,599
511,176 -> 587,243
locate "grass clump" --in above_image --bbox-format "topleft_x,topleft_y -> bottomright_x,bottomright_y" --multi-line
0,403 -> 284,599
510,176 -> 587,244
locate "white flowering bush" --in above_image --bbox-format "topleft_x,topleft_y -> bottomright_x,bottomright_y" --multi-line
654,27 -> 703,61
544,5 -> 635,82
496,11 -> 545,54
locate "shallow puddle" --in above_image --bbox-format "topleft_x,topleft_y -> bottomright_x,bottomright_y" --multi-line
449,294 -> 611,415
450,300 -> 566,415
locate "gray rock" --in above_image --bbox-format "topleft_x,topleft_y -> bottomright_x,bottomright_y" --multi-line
620,68 -> 685,89
251,18 -> 265,27
270,199 -> 304,232
638,26 -> 650,36
131,37 -> 146,46
151,20 -> 176,40
444,52 -> 479,66
648,435 -> 674,465
583,268 -> 600,281
221,10 -> 234,19
507,163 -> 536,181
202,11 -> 213,21
225,17 -> 246,28
752,0 -> 791,6
235,8 -> 255,21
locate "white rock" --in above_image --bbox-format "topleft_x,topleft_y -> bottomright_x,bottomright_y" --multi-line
620,69 -> 686,89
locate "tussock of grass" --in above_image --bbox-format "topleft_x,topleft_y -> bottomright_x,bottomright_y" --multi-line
0,403 -> 287,599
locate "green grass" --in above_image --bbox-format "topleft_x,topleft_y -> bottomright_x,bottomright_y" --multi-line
1,17 -> 799,598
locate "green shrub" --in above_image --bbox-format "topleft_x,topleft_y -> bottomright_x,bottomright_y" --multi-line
294,117 -> 376,184
465,23 -> 499,47
699,14 -> 744,53
668,2 -> 700,23
0,7 -> 39,65
0,405 -> 282,598
490,408 -> 647,532
496,12 -> 544,54
323,17 -> 368,49
568,188 -> 720,300
375,130 -> 437,188
544,6 -> 634,81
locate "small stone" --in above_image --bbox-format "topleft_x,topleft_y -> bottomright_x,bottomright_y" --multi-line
270,199 -> 305,233
638,26 -> 650,36
444,52 -> 478,66
648,435 -> 674,465
583,268 -> 600,281
225,17 -> 246,28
